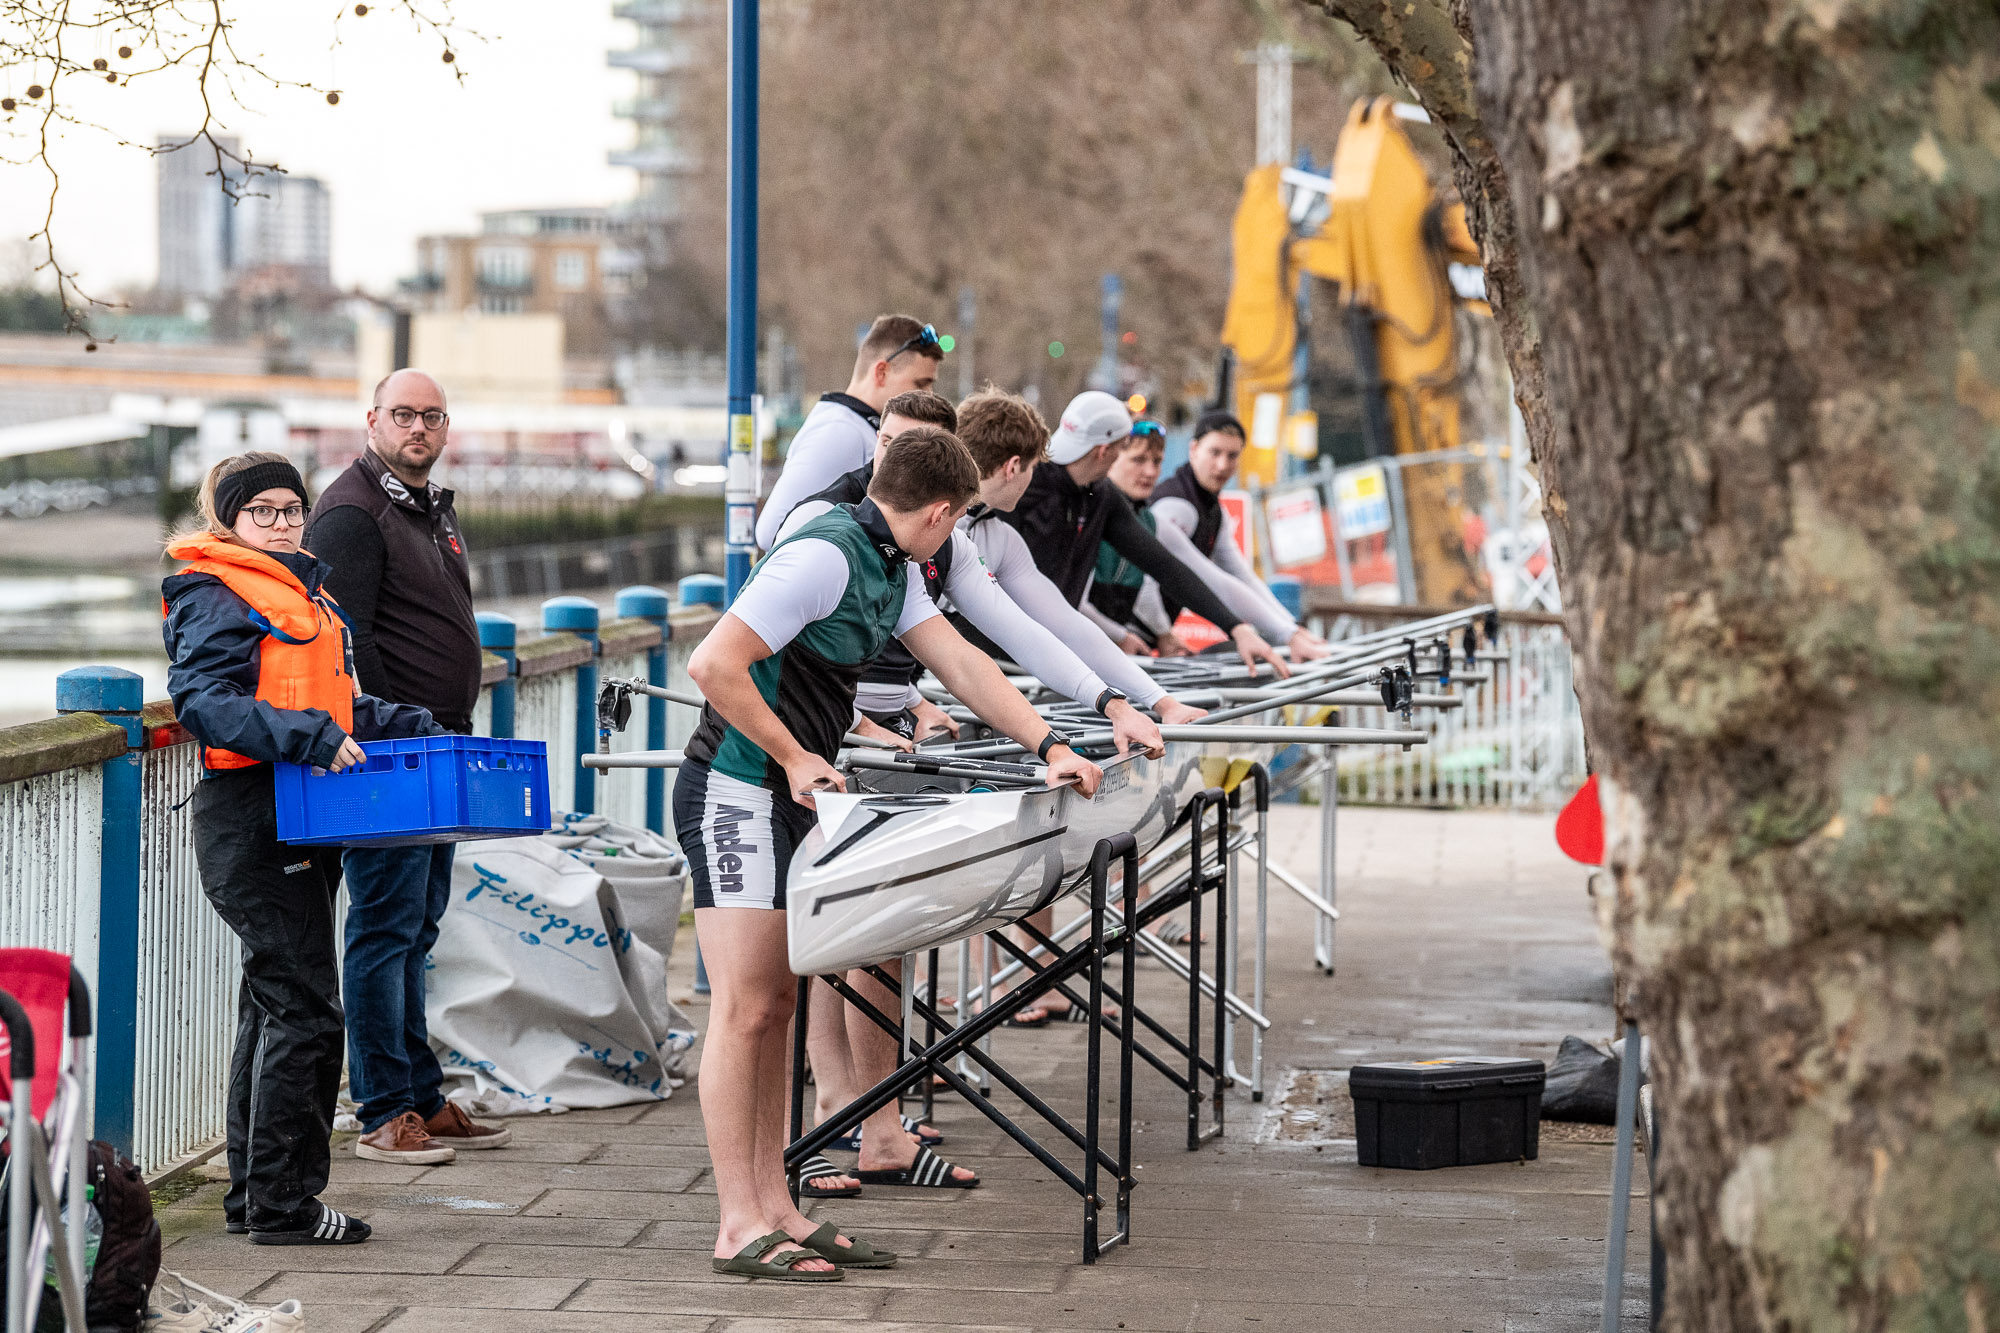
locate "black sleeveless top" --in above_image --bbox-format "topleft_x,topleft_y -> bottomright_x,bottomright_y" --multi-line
1148,463 -> 1224,625
1150,463 -> 1223,557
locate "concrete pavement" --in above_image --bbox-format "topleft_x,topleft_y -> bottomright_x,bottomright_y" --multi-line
151,804 -> 1650,1331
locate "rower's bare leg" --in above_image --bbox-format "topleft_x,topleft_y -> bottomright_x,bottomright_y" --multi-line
798,980 -> 861,1192
691,907 -> 835,1271
758,984 -> 856,1255
847,961 -> 974,1182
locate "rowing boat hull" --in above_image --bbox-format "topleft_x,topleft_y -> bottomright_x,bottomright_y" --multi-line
786,741 -> 1215,975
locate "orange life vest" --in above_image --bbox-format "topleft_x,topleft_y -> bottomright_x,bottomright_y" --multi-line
164,535 -> 356,771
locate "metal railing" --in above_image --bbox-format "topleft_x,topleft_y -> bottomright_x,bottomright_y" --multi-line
1304,605 -> 1585,809
0,584 -> 1574,1175
0,586 -> 720,1174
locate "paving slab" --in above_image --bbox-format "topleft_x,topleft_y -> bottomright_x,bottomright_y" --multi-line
375,1311 -> 716,1333
148,805 -> 1651,1330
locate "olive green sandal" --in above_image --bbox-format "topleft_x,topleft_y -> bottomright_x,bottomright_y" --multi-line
711,1231 -> 844,1282
800,1220 -> 899,1269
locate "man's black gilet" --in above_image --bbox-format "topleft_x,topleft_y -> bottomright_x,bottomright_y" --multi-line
1147,463 -> 1224,625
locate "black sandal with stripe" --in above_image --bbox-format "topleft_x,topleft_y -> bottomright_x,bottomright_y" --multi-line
852,1144 -> 979,1189
250,1200 -> 372,1246
796,1153 -> 860,1199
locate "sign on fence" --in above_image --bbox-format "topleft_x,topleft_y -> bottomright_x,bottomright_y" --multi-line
1334,463 -> 1391,539
1265,486 -> 1328,568
1219,489 -> 1253,560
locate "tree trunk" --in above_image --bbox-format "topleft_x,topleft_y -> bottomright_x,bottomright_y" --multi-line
1319,0 -> 2000,1325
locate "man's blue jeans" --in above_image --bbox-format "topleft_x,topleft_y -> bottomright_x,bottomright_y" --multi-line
343,843 -> 453,1133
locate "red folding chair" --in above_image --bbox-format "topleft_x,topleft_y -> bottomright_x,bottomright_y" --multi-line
0,948 -> 94,1333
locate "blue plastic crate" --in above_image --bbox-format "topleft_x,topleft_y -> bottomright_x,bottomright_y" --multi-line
274,736 -> 552,848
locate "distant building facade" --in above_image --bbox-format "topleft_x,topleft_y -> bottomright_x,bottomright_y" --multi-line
608,0 -> 702,221
156,134 -> 242,298
156,135 -> 332,298
235,177 -> 332,290
406,208 -> 635,358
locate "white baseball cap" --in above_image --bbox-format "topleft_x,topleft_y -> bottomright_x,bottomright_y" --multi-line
1047,390 -> 1134,464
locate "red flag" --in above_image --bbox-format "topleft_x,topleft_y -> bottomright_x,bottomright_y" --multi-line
1556,775 -> 1605,866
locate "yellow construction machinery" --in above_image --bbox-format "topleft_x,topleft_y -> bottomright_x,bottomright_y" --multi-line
1219,96 -> 1490,605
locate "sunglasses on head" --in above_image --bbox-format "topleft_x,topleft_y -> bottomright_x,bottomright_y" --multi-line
883,323 -> 942,365
1129,421 -> 1165,440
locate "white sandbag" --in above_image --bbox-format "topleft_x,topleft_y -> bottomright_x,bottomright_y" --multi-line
574,843 -> 698,1050
429,836 -> 686,1110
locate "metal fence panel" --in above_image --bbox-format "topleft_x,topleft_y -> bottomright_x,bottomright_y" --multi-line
0,766 -> 102,974
134,742 -> 237,1171
598,650 -> 651,829
515,670 -> 578,812
1310,618 -> 1585,809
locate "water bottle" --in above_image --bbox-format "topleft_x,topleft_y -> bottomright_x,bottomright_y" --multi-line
44,1184 -> 101,1286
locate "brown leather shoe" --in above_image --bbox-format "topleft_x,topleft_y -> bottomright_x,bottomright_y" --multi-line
355,1110 -> 456,1165
424,1101 -> 512,1151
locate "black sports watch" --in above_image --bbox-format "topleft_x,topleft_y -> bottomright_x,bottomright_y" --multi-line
1037,729 -> 1074,762
1093,687 -> 1128,717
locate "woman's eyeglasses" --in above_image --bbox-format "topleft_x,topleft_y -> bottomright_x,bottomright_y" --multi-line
883,323 -> 942,365
386,407 -> 448,430
244,504 -> 308,528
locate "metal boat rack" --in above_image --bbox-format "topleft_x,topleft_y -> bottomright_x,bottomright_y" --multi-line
783,780 -> 1252,1263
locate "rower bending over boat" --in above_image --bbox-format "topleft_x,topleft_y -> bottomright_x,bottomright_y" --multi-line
1081,420 -> 1183,655
949,390 -> 1224,1021
678,426 -> 1101,1282
777,397 -> 1207,744
1142,410 -> 1331,663
993,389 -> 1292,679
775,389 -> 1194,1196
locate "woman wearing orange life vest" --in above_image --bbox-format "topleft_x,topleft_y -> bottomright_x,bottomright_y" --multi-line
162,452 -> 443,1246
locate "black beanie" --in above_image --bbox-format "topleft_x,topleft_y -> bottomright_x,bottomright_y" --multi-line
214,460 -> 309,528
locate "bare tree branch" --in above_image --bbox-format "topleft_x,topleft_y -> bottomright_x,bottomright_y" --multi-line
1,0 -> 472,338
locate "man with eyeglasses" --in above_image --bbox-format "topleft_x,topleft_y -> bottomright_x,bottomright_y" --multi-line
305,369 -> 512,1168
754,314 -> 944,552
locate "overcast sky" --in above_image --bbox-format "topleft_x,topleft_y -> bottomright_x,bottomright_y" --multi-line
0,1 -> 639,296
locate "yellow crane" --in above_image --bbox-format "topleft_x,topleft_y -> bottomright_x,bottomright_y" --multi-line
1219,96 -> 1490,605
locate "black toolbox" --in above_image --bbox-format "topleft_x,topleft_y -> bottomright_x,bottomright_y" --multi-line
1349,1057 -> 1546,1169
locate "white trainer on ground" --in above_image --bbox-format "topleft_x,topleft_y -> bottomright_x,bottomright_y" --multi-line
147,1273 -> 305,1333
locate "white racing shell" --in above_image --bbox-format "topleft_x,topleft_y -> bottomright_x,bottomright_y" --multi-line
786,741 -> 1216,975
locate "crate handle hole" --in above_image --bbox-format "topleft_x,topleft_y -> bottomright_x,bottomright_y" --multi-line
403,755 -> 421,769
496,757 -> 510,769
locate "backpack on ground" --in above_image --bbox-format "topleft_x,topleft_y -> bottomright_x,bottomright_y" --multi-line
82,1139 -> 161,1332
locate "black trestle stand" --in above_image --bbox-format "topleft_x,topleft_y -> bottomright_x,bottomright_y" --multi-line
784,786 -> 1238,1262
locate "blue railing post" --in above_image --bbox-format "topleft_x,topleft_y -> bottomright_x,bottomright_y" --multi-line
616,586 -> 672,834
724,0 -> 760,604
678,573 -> 725,611
543,597 -> 600,815
477,612 -> 518,740
56,665 -> 144,1155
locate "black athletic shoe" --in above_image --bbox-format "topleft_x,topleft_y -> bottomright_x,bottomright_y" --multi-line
224,1219 -> 247,1235
249,1201 -> 371,1246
